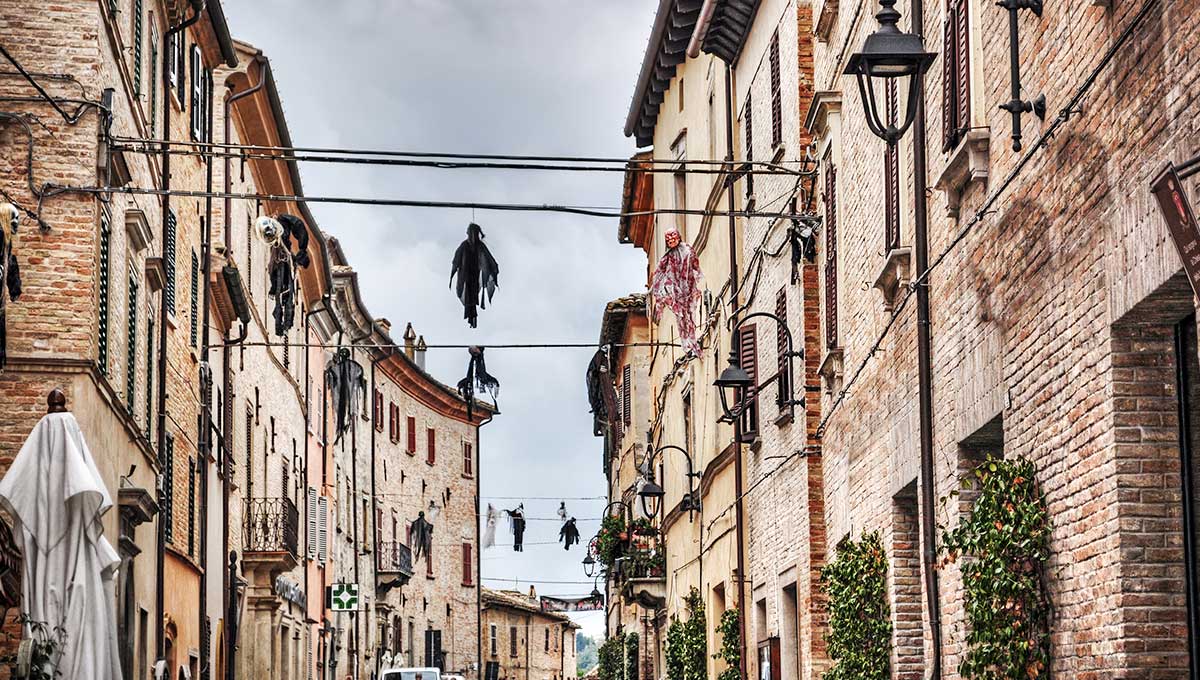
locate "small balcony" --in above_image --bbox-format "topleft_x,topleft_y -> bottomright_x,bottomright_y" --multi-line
377,541 -> 414,593
243,497 -> 299,575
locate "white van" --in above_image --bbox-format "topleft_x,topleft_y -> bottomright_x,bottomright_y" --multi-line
381,667 -> 442,680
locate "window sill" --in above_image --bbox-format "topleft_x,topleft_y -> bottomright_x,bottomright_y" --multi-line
934,128 -> 990,218
872,247 -> 911,312
774,411 -> 794,428
818,347 -> 844,395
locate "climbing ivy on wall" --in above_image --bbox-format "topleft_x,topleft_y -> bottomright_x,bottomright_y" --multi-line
664,587 -> 707,680
821,531 -> 892,680
624,632 -> 639,680
941,455 -> 1052,679
713,608 -> 741,680
597,634 -> 624,680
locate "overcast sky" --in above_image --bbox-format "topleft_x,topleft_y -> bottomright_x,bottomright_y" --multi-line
223,0 -> 659,638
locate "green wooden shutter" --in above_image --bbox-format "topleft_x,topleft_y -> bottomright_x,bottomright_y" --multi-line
165,209 -> 177,314
126,270 -> 138,414
163,433 -> 175,542
98,217 -> 111,374
189,250 -> 199,347
132,0 -> 144,96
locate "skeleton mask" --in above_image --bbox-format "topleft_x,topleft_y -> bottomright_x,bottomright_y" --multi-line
664,228 -> 681,250
255,216 -> 283,247
0,203 -> 18,238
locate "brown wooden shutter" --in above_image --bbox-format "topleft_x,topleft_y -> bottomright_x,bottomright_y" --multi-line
954,0 -> 971,137
941,2 -> 959,151
463,442 -> 473,477
769,32 -> 782,149
775,288 -> 791,414
885,80 -> 901,251
427,428 -> 436,464
462,543 -> 473,586
407,416 -> 417,453
373,390 -> 383,431
622,364 -> 632,425
738,324 -> 760,439
824,155 -> 839,349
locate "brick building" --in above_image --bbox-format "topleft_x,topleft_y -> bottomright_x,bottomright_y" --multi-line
480,588 -> 579,680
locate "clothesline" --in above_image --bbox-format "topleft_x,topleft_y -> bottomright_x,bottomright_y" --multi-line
481,495 -> 606,501
208,341 -> 678,351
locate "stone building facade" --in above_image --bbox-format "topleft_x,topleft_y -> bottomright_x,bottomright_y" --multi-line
480,588 -> 579,680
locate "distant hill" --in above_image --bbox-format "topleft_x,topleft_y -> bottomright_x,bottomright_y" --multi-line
576,633 -> 598,675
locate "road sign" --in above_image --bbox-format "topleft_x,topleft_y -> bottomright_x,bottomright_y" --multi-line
330,583 -> 359,611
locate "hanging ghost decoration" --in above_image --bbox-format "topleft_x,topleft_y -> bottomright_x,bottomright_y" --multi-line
559,518 -> 580,551
482,503 -> 498,549
504,504 -> 526,552
260,213 -> 311,337
649,227 -> 703,355
449,223 -> 499,328
0,203 -> 21,369
324,348 -> 366,443
789,218 -> 818,283
586,348 -> 621,444
409,511 -> 433,563
556,502 -> 568,523
457,346 -> 500,419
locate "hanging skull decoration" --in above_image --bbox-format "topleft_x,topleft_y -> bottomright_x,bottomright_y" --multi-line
255,215 -> 283,247
0,203 -> 17,237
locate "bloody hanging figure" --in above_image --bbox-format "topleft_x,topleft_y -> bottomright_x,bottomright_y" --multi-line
649,227 -> 703,354
450,223 -> 500,328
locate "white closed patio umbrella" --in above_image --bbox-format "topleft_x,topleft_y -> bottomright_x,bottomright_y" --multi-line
0,391 -> 121,680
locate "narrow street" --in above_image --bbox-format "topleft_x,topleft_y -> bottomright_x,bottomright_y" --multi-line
0,1 -> 1195,680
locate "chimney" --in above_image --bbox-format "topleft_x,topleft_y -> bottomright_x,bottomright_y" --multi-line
415,336 -> 428,371
377,317 -> 393,334
528,585 -> 537,600
403,322 -> 417,359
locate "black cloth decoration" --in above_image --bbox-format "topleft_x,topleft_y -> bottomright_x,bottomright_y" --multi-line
325,348 -> 366,443
409,511 -> 434,562
277,213 -> 311,268
505,505 -> 526,552
449,223 -> 499,328
457,346 -> 500,420
788,219 -> 817,283
0,204 -> 20,369
585,349 -> 620,443
266,214 -> 312,336
559,518 -> 580,551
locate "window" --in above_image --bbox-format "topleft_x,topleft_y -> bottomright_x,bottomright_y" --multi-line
373,390 -> 384,431
743,93 -> 754,197
128,0 -> 144,96
942,0 -> 971,150
770,31 -> 782,148
509,626 -> 518,657
189,250 -> 199,347
187,457 -> 196,556
678,77 -> 684,111
426,546 -> 434,578
775,288 -> 791,416
165,209 -> 177,314
544,628 -> 549,652
168,32 -> 185,106
426,428 -> 436,465
126,268 -> 139,413
317,496 -> 328,563
622,364 -> 632,425
823,152 -> 838,348
463,442 -> 473,478
189,44 -> 201,139
145,314 -> 154,442
738,324 -> 760,439
98,217 -> 111,374
461,543 -> 473,586
244,406 -> 254,495
489,625 -> 498,657
148,26 -> 158,136
163,432 -> 175,542
674,171 -> 687,233
407,416 -> 417,453
884,80 -> 901,252
389,403 -> 399,443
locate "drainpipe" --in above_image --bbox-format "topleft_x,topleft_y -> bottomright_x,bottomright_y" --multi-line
686,0 -> 719,58
909,0 -> 944,674
476,409 -> 494,680
157,1 -> 205,667
197,56 -> 215,680
722,63 -> 749,680
222,56 -> 265,680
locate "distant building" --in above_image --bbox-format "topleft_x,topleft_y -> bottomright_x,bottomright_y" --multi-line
480,588 -> 579,680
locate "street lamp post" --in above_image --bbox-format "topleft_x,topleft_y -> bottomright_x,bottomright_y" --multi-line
715,312 -> 806,423
638,436 -> 701,521
845,0 -> 943,675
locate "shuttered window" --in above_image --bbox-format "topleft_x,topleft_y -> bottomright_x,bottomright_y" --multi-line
775,288 -> 791,415
942,0 -> 971,151
426,545 -> 434,577
622,364 -> 632,425
388,403 -> 398,442
427,428 -> 436,465
462,543 -> 473,586
407,416 -> 417,453
738,324 -> 760,439
307,487 -> 318,560
187,457 -> 196,556
145,315 -> 154,442
132,0 -> 144,96
509,627 -> 518,657
148,27 -> 158,136
463,442 -> 474,478
163,432 -> 175,542
189,250 -> 199,347
165,209 -> 177,314
98,217 -> 111,373
373,390 -> 383,431
316,496 -> 329,562
744,93 -> 755,197
126,269 -> 139,414
884,81 -> 901,252
769,31 -> 782,149
823,154 -> 839,348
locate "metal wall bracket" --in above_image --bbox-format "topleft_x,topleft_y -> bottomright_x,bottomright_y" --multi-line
997,0 -> 1047,151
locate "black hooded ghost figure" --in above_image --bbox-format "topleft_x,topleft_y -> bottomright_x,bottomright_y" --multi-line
325,348 -> 366,443
505,505 -> 526,552
266,214 -> 311,336
559,518 -> 580,551
449,223 -> 499,328
0,203 -> 20,369
409,511 -> 434,562
457,346 -> 500,419
788,218 -> 818,283
585,349 -> 620,443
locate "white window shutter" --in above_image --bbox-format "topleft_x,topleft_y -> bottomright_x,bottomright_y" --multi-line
317,496 -> 329,563
307,487 -> 318,560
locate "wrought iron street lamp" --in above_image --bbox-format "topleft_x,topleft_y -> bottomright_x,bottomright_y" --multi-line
582,548 -> 597,578
843,0 -> 935,145
715,312 -> 806,422
638,435 -> 702,521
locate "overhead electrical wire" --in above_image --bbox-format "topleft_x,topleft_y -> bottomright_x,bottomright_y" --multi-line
208,340 -> 679,352
698,0 -> 1162,540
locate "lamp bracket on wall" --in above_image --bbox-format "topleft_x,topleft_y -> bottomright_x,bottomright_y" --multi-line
997,0 -> 1047,151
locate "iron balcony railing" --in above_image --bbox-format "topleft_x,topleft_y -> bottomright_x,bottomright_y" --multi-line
377,541 -> 414,577
244,497 -> 299,556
